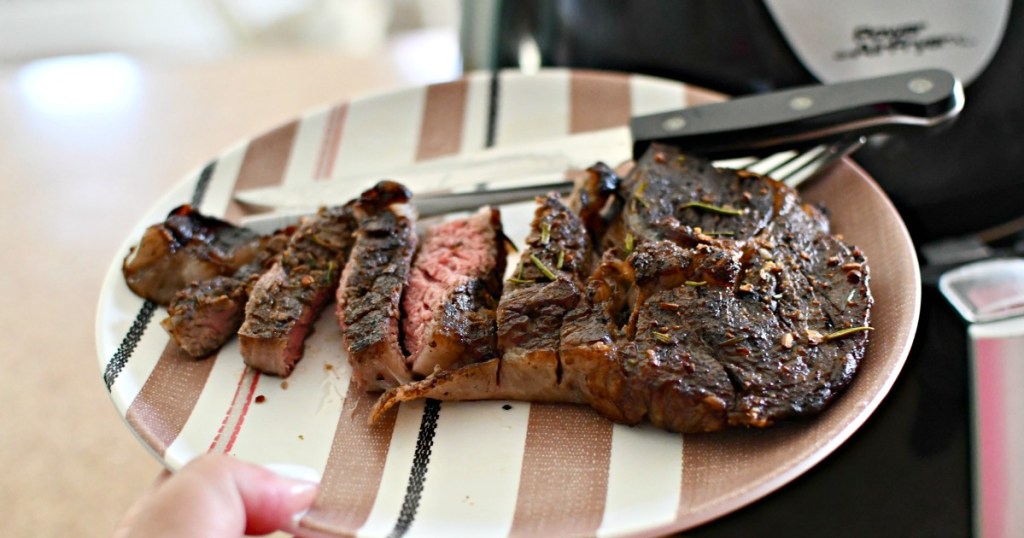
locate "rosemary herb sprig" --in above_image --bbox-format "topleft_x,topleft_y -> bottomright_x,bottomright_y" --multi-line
719,335 -> 746,346
539,222 -> 551,245
681,201 -> 745,216
530,254 -> 557,280
823,326 -> 873,341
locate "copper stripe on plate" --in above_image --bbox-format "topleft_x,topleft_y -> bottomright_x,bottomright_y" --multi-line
224,119 -> 300,222
316,103 -> 349,180
507,72 -> 631,537
416,79 -> 469,161
119,104 -> 310,467
300,384 -> 400,535
684,86 -> 726,108
124,343 -> 218,457
570,70 -> 632,134
301,79 -> 471,536
509,404 -> 614,537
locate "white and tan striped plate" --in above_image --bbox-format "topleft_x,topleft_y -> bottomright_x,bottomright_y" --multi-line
96,69 -> 921,538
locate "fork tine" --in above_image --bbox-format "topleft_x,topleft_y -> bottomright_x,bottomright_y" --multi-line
719,138 -> 866,188
778,137 -> 866,188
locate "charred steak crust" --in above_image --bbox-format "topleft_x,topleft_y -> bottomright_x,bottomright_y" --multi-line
123,205 -> 266,305
374,144 -> 873,434
403,207 -> 507,377
497,193 -> 589,364
162,227 -> 292,358
161,276 -> 248,357
238,203 -> 356,377
337,181 -> 418,390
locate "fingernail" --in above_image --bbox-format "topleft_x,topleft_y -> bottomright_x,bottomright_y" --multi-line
263,462 -> 320,532
291,506 -> 312,529
264,462 -> 322,484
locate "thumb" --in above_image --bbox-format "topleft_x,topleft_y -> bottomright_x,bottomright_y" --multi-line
116,454 -> 319,538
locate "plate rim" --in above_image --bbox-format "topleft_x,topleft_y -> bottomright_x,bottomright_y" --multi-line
95,67 -> 922,537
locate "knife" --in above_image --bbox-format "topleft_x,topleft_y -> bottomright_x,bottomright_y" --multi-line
234,68 -> 963,209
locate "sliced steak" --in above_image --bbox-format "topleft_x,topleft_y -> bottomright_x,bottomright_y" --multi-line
494,193 -> 591,400
336,181 -> 417,390
402,207 -> 506,377
238,204 -> 356,377
161,276 -> 248,357
373,145 -> 872,433
123,205 -> 267,305
568,162 -> 623,252
162,229 -> 292,358
372,192 -> 593,417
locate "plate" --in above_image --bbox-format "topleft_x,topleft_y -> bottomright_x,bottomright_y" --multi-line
96,69 -> 920,537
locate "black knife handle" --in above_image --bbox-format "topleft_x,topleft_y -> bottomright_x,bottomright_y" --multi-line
630,68 -> 963,159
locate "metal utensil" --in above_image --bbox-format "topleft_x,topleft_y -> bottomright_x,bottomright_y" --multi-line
234,69 -> 962,210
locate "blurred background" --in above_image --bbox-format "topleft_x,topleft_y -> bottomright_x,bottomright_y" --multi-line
3,1 -> 1021,536
1,2 -> 463,537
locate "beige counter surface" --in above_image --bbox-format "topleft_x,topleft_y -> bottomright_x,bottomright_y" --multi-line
0,50 -> 410,537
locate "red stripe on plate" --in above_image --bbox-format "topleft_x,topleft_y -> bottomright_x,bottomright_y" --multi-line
207,367 -> 262,454
223,370 -> 261,453
207,366 -> 252,452
317,104 -> 349,179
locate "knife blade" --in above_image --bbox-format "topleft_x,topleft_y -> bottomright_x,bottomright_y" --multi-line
234,68 -> 963,209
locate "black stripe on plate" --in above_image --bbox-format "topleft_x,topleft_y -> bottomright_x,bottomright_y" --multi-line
386,73 -> 502,536
103,299 -> 157,390
387,398 -> 441,538
103,161 -> 218,391
485,69 -> 500,149
190,160 -> 217,207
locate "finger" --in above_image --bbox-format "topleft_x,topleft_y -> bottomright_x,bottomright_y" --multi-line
112,470 -> 172,538
116,454 -> 318,538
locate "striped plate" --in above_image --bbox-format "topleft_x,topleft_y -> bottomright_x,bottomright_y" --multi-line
96,69 -> 920,537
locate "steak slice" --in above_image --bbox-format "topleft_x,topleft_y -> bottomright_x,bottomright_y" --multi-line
402,207 -> 506,377
336,181 -> 417,390
568,162 -> 623,250
238,204 -> 356,377
123,205 -> 267,305
162,276 -> 248,357
371,192 -> 593,417
373,146 -> 872,433
494,193 -> 591,400
162,229 -> 292,358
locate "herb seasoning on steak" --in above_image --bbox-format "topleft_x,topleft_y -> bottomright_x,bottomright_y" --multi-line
372,144 -> 872,433
402,206 -> 507,377
238,203 -> 356,377
336,181 -> 418,390
370,190 -> 597,412
161,227 -> 293,358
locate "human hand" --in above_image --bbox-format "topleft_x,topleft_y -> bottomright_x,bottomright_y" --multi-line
113,454 -> 319,538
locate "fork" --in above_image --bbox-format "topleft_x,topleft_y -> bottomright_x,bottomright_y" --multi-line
240,138 -> 866,232
408,137 -> 867,218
